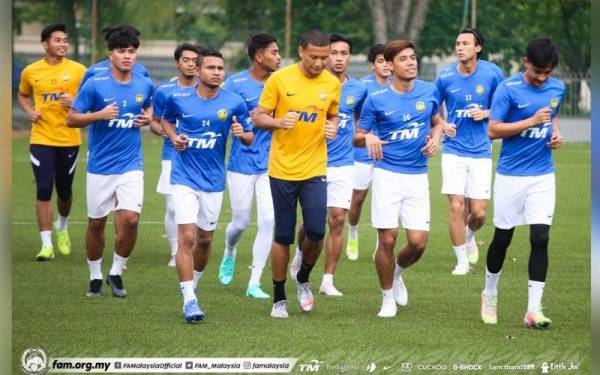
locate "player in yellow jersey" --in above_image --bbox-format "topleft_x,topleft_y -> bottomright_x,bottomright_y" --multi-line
254,30 -> 341,318
17,23 -> 86,260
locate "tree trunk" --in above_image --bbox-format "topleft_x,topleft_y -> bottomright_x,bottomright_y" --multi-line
395,0 -> 412,37
408,0 -> 429,43
368,0 -> 388,44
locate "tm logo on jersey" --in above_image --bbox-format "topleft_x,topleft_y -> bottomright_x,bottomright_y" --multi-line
389,121 -> 424,140
338,113 -> 350,129
41,92 -> 63,102
521,124 -> 550,139
297,105 -> 321,123
187,132 -> 223,149
455,103 -> 481,118
108,113 -> 136,128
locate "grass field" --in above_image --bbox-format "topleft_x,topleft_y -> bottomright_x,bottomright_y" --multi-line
11,132 -> 590,374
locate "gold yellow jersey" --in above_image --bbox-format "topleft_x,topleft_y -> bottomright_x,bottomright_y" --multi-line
259,63 -> 340,180
19,58 -> 87,146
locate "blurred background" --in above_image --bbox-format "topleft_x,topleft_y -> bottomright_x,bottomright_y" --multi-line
11,0 -> 590,137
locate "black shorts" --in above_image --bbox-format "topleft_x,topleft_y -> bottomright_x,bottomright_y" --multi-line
269,175 -> 327,245
29,144 -> 79,201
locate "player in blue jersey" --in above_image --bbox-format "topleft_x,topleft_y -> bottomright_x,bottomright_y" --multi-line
290,34 -> 367,296
480,37 -> 564,329
435,29 -> 504,275
354,40 -> 445,318
161,49 -> 254,322
149,43 -> 202,267
67,26 -> 153,299
79,25 -> 149,88
217,33 -> 280,299
346,43 -> 392,261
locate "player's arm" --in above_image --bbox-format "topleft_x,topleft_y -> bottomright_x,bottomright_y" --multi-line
325,114 -> 339,140
149,115 -> 164,136
547,115 -> 563,149
488,107 -> 551,139
17,92 -> 41,123
469,107 -> 490,121
66,102 -> 119,128
134,106 -> 152,127
253,105 -> 298,130
353,128 -> 385,160
231,115 -> 254,146
161,118 -> 188,151
422,113 -> 445,157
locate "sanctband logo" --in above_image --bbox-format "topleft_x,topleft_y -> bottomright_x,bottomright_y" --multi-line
21,347 -> 48,375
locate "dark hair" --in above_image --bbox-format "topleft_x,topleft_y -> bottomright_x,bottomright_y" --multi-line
104,25 -> 140,50
41,23 -> 66,42
383,40 -> 415,62
174,43 -> 203,61
459,28 -> 485,58
526,37 -> 559,69
367,44 -> 386,63
330,33 -> 353,53
102,24 -> 140,42
197,48 -> 223,67
299,29 -> 330,49
247,33 -> 277,61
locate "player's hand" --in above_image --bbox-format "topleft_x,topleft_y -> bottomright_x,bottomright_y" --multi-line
365,133 -> 387,160
279,111 -> 299,129
324,119 -> 338,139
443,122 -> 457,137
58,92 -> 73,108
134,108 -> 151,127
547,131 -> 563,149
231,116 -> 245,139
421,135 -> 439,157
531,107 -> 552,126
99,102 -> 119,120
27,109 -> 41,123
469,108 -> 487,121
173,134 -> 188,151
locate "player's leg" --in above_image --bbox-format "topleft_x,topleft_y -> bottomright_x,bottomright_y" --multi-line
30,145 -> 56,260
289,224 -> 305,282
219,172 -> 254,285
246,173 -> 273,299
321,207 -> 346,296
194,190 -> 223,296
346,161 -> 374,260
375,228 -> 399,317
157,159 -> 177,266
464,156 -> 493,264
54,145 -> 79,256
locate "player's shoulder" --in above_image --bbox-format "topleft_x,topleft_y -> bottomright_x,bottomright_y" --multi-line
22,58 -> 47,73
415,79 -> 437,93
88,59 -> 110,72
220,87 -> 245,104
438,64 -> 457,80
64,58 -> 87,71
226,69 -> 250,84
501,73 -> 524,89
478,59 -> 504,76
547,76 -> 566,91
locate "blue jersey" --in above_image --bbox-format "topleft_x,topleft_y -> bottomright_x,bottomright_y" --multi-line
72,72 -> 153,174
80,59 -> 149,89
490,73 -> 565,177
359,80 -> 440,174
327,77 -> 367,167
435,60 -> 504,158
163,87 -> 253,192
223,69 -> 271,174
354,74 -> 391,164
153,79 -> 195,161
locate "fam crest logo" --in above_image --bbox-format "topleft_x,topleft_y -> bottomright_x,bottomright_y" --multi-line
476,85 -> 485,95
550,98 -> 559,108
21,347 -> 48,374
346,95 -> 355,106
135,93 -> 144,104
217,109 -> 228,121
415,101 -> 426,112
319,91 -> 327,101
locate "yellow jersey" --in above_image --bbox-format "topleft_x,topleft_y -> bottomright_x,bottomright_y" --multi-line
19,58 -> 87,146
259,63 -> 341,180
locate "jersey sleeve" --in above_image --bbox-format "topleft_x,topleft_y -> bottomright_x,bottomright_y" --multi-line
18,66 -> 32,96
152,88 -> 166,118
222,77 -> 234,92
78,68 -> 94,91
489,82 -> 512,122
143,81 -> 153,109
258,74 -> 279,111
235,97 -> 253,132
72,79 -> 96,113
434,75 -> 446,104
327,81 -> 341,116
162,95 -> 177,125
358,95 -> 376,133
489,66 -> 505,97
431,86 -> 441,116
354,85 -> 368,115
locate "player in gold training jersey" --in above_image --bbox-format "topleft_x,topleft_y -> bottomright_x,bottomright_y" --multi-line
18,23 -> 86,261
254,29 -> 341,318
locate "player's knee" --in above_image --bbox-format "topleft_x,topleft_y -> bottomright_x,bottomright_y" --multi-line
471,208 -> 487,224
257,215 -> 274,234
196,232 -> 213,249
530,224 -> 550,249
379,234 -> 397,251
449,198 -> 465,215
36,183 -> 53,201
491,227 -> 513,249
408,238 -> 427,254
120,212 -> 139,229
231,210 -> 251,231
87,218 -> 106,234
178,230 -> 195,250
327,212 -> 345,234
305,228 -> 325,243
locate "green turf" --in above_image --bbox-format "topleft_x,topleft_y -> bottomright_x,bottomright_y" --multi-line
11,133 -> 590,374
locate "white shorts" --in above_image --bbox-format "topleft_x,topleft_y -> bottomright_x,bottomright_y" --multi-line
353,161 -> 374,190
327,166 -> 353,209
227,171 -> 273,214
441,153 -> 492,199
493,173 -> 555,229
156,160 -> 174,195
371,168 -> 430,231
87,170 -> 144,219
173,184 -> 223,231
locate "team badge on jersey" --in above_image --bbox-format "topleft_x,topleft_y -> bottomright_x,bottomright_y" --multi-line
476,85 -> 485,95
61,74 -> 70,82
416,101 -> 426,112
550,98 -> 559,108
217,109 -> 228,120
346,96 -> 355,106
135,94 -> 144,104
319,91 -> 327,101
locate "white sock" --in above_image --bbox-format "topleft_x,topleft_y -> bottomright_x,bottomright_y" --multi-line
225,210 -> 251,256
180,281 -> 196,304
294,247 -> 303,262
348,224 -> 358,239
164,198 -> 178,257
193,270 -> 203,291
169,238 -> 178,257
249,264 -> 264,285
466,225 -> 475,244
527,280 -> 545,312
40,231 -> 52,248
453,244 -> 468,265
484,268 -> 501,296
394,262 -> 405,278
382,288 -> 394,303
57,215 -> 68,231
87,258 -> 103,280
322,273 -> 333,286
108,253 -> 129,276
